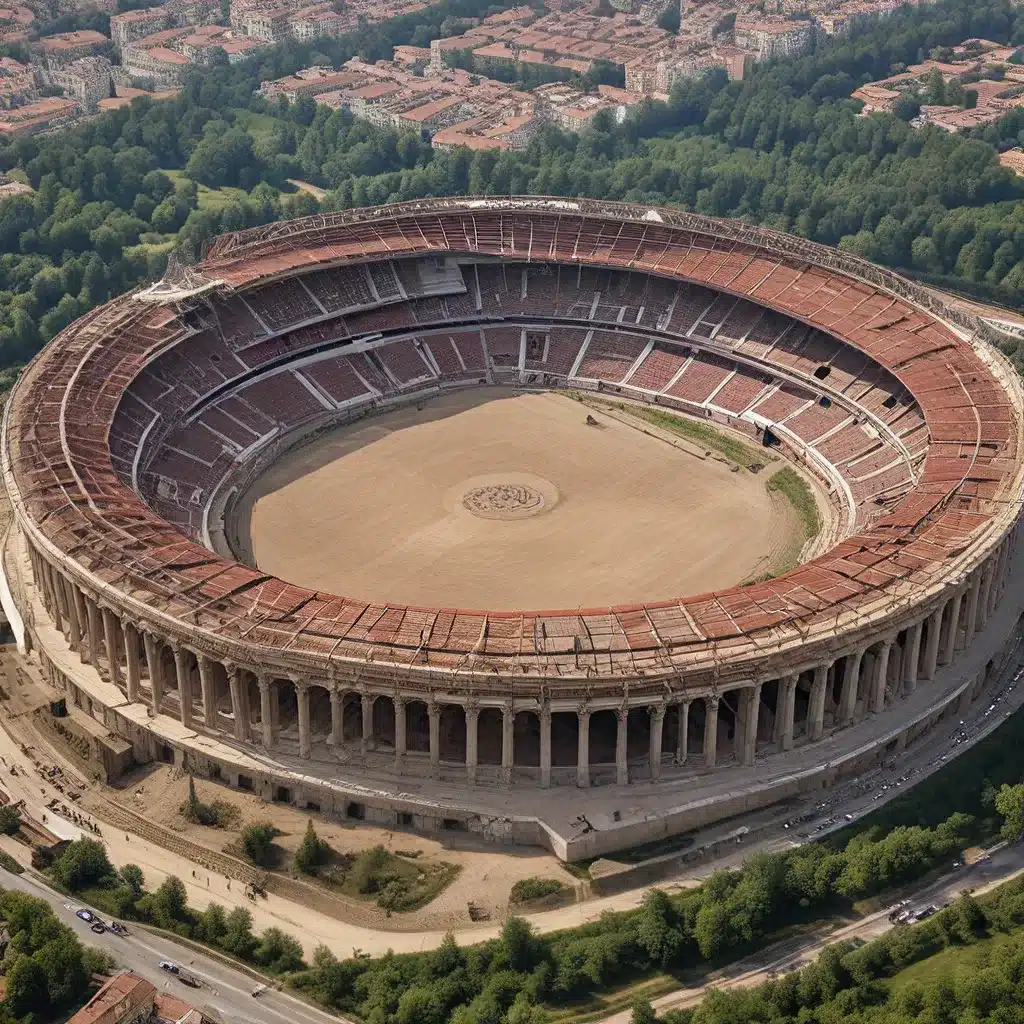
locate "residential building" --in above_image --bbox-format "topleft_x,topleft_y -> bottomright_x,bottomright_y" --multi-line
0,95 -> 78,134
110,7 -> 170,50
0,56 -> 37,108
37,29 -> 108,68
732,18 -> 814,60
49,55 -> 112,110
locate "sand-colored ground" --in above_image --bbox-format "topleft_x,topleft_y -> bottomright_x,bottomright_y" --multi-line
237,390 -> 799,609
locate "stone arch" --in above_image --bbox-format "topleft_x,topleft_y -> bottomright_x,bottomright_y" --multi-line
663,703 -> 681,759
719,691 -> 741,758
373,695 -> 396,750
208,660 -> 231,721
341,692 -> 362,742
439,705 -> 466,762
690,699 -> 707,756
477,708 -> 503,765
308,683 -> 332,744
626,707 -> 649,761
513,710 -> 540,767
406,699 -> 430,753
551,711 -> 578,767
589,708 -> 617,766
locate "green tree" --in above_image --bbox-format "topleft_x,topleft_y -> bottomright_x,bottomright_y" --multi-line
294,820 -> 329,874
5,954 -> 49,1018
255,926 -> 304,973
996,782 -> 1024,841
50,838 -> 115,892
0,804 -> 21,835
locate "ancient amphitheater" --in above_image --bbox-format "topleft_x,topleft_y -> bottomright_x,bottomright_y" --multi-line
3,197 -> 1023,861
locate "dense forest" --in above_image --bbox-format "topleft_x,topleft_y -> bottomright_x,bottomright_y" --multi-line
0,0 -> 1023,374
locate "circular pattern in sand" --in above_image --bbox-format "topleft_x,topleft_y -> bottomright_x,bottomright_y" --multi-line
463,483 -> 546,520
447,471 -> 560,522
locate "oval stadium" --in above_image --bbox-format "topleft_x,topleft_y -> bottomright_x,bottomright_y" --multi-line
3,196 -> 1023,861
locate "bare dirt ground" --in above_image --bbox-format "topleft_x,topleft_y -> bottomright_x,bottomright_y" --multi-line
94,763 -> 578,931
236,390 -> 799,609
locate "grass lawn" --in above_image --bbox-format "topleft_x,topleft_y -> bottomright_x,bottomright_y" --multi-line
886,931 -> 1006,992
231,109 -> 283,146
159,168 -> 247,212
579,395 -> 768,467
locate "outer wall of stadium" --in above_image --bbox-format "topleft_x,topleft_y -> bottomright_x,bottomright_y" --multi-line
4,197 -> 1024,861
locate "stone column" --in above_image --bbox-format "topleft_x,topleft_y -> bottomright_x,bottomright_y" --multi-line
704,695 -> 719,768
649,704 -> 665,780
124,621 -> 141,703
86,598 -> 102,673
466,702 -> 479,784
361,693 -> 374,754
143,631 -> 162,717
228,666 -> 247,741
172,646 -> 191,728
577,706 -> 590,788
839,649 -> 863,726
539,705 -> 552,789
979,557 -> 995,629
101,608 -> 122,691
922,608 -> 942,681
871,639 -> 892,714
296,681 -> 311,758
904,621 -> 923,694
778,674 -> 797,751
65,580 -> 82,652
965,570 -> 982,639
259,677 -> 274,749
394,697 -> 407,766
615,705 -> 628,786
500,703 -> 513,783
809,664 -> 828,741
72,587 -> 88,658
198,656 -> 216,728
428,701 -> 440,769
943,591 -> 963,665
741,684 -> 760,766
677,699 -> 689,763
46,566 -> 63,632
329,688 -> 343,746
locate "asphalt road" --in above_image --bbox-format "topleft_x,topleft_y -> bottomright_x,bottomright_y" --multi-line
0,867 -> 350,1024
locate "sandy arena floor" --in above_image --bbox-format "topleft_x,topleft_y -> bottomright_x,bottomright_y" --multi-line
236,390 -> 799,609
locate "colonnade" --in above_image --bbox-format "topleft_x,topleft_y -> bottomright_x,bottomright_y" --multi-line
25,521 -> 1018,788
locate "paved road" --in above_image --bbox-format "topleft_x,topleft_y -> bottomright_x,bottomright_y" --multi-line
598,839 -> 1024,1024
0,867 -> 349,1024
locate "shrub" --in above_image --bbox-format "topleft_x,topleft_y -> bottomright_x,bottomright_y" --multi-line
240,823 -> 282,868
509,877 -> 567,903
0,804 -> 21,836
181,775 -> 230,827
0,850 -> 23,874
49,839 -> 115,892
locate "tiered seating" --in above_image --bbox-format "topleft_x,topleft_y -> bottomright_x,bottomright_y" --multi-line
486,327 -> 521,367
303,265 -> 374,311
444,290 -> 477,319
212,297 -> 266,348
344,305 -> 414,336
710,367 -> 773,414
750,383 -> 814,422
424,335 -> 466,377
281,318 -> 348,352
784,400 -> 850,444
575,332 -> 647,383
846,444 -> 903,479
451,331 -> 488,372
666,352 -> 734,403
714,300 -> 765,344
368,261 -> 402,301
628,343 -> 688,393
242,279 -> 321,332
351,352 -> 395,394
658,285 -> 712,336
735,310 -> 791,359
218,395 -> 277,438
300,357 -> 373,404
410,297 -> 448,324
195,406 -> 260,449
232,372 -> 325,427
688,293 -> 737,339
375,339 -> 436,386
771,328 -> 842,378
634,277 -> 679,329
817,422 -> 877,466
524,328 -> 586,374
